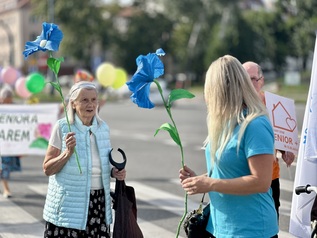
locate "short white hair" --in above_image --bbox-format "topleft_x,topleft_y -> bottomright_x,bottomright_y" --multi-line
66,81 -> 101,124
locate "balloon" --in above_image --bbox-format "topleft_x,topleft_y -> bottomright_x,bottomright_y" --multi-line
27,96 -> 39,104
15,76 -> 32,99
112,68 -> 128,89
1,66 -> 19,85
75,69 -> 94,82
26,73 -> 45,93
96,63 -> 116,87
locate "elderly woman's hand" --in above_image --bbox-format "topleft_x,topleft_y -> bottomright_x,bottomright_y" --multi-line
65,132 -> 76,156
112,168 -> 126,181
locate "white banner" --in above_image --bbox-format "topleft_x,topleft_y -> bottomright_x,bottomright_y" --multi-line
289,34 -> 317,237
265,91 -> 299,155
0,103 -> 59,156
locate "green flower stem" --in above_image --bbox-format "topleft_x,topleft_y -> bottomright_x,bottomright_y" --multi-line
154,79 -> 188,238
176,194 -> 188,237
51,69 -> 82,174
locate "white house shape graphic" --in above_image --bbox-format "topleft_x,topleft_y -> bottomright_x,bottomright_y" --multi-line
272,101 -> 297,132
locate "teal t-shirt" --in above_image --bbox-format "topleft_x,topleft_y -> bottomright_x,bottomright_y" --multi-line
205,115 -> 278,238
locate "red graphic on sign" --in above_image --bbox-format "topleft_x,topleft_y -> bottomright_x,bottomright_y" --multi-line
272,101 -> 297,132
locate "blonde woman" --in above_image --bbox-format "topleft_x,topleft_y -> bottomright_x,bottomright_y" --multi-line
179,55 -> 278,238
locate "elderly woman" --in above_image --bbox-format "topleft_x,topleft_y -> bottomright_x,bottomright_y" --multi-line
43,81 -> 126,238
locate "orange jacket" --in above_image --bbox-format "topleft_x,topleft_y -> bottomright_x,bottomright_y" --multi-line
261,91 -> 279,180
272,156 -> 280,180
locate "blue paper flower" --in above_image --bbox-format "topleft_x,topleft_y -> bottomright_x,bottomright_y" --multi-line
127,48 -> 195,238
155,48 -> 166,56
126,48 -> 165,109
23,22 -> 63,59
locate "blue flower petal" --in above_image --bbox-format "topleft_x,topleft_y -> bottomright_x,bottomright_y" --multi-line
127,61 -> 155,108
130,83 -> 154,109
146,53 -> 164,79
126,49 -> 165,109
156,48 -> 165,56
23,22 -> 63,58
22,43 -> 37,57
43,23 -> 64,51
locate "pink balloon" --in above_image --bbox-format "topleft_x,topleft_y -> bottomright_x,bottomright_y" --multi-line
1,66 -> 19,85
15,76 -> 32,99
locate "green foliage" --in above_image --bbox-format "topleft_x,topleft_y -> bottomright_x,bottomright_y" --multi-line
29,0 -> 317,80
275,0 -> 317,70
169,22 -> 193,69
114,11 -> 173,73
162,0 -> 206,21
30,0 -> 112,68
239,9 -> 290,71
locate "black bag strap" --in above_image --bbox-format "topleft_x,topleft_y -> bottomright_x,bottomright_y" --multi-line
197,169 -> 212,213
200,193 -> 206,204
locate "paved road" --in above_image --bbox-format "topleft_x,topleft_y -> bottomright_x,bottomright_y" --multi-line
0,95 -> 305,237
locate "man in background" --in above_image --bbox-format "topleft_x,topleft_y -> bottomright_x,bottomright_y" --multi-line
243,61 -> 295,221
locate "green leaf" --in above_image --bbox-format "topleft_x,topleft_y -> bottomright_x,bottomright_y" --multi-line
57,57 -> 64,63
168,89 -> 195,106
47,57 -> 64,75
49,82 -> 62,94
154,122 -> 181,146
29,137 -> 49,149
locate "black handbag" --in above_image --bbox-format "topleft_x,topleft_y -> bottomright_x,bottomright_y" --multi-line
183,193 -> 215,238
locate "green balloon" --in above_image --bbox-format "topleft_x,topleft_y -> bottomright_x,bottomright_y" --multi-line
26,73 -> 45,93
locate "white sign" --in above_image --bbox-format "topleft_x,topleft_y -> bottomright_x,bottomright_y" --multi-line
265,91 -> 299,155
0,103 -> 59,156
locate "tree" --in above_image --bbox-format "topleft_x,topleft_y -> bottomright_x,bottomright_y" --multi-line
275,0 -> 317,70
30,0 -> 113,70
113,9 -> 173,74
162,0 -> 224,82
240,9 -> 291,73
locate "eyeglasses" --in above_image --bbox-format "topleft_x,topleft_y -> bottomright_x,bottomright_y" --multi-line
251,76 -> 263,82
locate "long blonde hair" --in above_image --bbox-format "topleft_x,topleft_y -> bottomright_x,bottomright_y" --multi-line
204,55 -> 268,161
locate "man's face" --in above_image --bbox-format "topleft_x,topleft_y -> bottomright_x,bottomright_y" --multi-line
244,66 -> 264,93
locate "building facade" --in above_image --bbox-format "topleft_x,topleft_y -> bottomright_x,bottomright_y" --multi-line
0,0 -> 43,73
